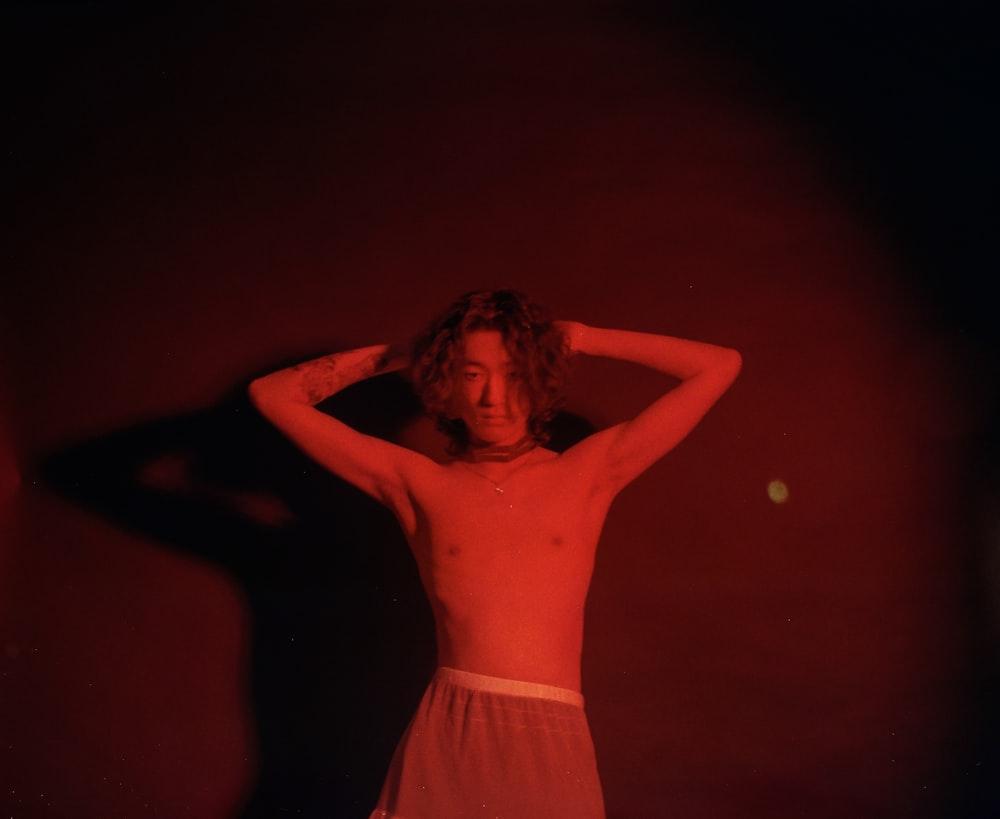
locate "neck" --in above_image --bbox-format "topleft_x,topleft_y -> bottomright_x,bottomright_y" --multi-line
462,433 -> 537,463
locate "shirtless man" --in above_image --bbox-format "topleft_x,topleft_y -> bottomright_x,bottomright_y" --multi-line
248,290 -> 741,818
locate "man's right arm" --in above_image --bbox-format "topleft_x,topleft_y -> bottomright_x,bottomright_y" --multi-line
248,343 -> 427,511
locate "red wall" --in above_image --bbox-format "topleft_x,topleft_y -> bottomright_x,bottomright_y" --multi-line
3,4 -> 988,818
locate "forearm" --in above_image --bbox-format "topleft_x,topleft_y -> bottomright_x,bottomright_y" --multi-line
565,323 -> 740,381
248,342 -> 409,408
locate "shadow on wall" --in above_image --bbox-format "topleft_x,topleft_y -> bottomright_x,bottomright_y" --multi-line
38,363 -> 596,817
40,367 -> 432,816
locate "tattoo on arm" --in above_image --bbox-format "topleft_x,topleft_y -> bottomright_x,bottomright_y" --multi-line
364,348 -> 394,379
294,357 -> 339,405
293,347 -> 394,405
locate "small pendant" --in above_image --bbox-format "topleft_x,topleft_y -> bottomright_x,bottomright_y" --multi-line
495,486 -> 504,495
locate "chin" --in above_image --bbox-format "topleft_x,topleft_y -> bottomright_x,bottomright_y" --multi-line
494,430 -> 530,446
468,424 -> 518,444
471,431 -> 506,446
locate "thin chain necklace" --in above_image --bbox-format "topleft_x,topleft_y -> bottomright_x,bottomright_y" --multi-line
458,434 -> 537,498
457,458 -> 535,499
458,461 -> 508,495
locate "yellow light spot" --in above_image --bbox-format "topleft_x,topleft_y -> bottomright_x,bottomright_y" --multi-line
767,479 -> 789,504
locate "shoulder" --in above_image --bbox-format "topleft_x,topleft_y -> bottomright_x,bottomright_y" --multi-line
551,425 -> 631,497
385,449 -> 450,533
392,444 -> 451,491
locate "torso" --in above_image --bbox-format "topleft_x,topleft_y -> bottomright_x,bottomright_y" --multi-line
395,445 -> 614,692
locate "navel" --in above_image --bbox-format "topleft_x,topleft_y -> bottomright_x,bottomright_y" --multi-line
551,536 -> 565,548
447,544 -> 462,557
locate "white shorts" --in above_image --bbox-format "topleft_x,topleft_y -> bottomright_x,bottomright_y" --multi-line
370,666 -> 605,818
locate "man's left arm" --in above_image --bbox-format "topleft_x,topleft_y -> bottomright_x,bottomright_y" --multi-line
558,321 -> 741,494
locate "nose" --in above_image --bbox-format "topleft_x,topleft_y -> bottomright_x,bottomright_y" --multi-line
479,374 -> 505,406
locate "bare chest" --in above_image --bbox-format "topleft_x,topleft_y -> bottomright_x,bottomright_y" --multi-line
408,461 -> 610,584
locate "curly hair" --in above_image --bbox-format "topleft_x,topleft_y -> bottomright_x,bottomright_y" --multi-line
411,290 -> 570,454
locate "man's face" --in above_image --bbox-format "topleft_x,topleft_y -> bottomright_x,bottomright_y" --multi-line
452,329 -> 530,446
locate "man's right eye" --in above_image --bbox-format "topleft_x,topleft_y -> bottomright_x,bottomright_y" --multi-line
463,372 -> 481,381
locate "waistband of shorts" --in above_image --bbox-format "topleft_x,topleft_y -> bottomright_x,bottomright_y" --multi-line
435,666 -> 585,708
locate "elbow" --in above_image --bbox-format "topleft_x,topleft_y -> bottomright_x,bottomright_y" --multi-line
728,347 -> 743,373
248,375 -> 308,419
720,347 -> 742,383
247,377 -> 273,414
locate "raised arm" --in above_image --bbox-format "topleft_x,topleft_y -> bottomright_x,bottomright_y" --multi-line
558,322 -> 741,495
248,342 -> 426,510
